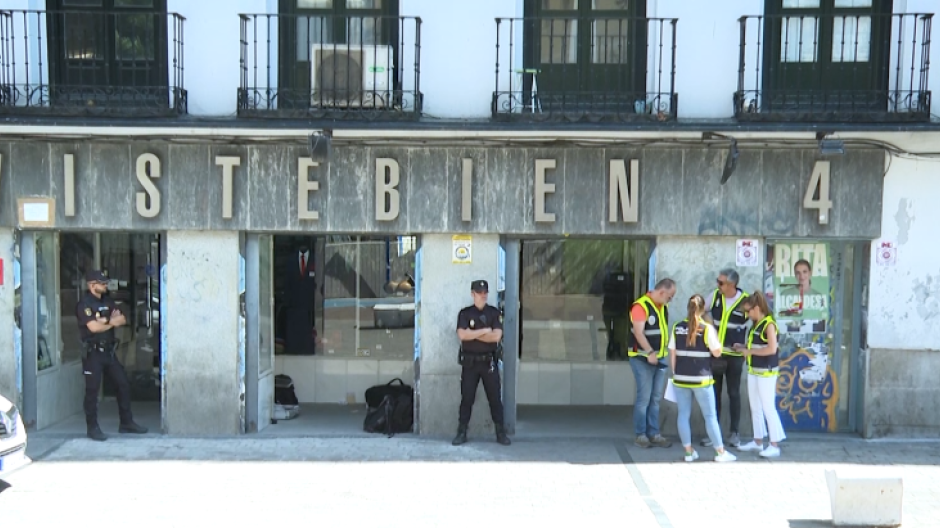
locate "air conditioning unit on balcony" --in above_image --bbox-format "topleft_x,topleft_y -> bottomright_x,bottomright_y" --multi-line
310,44 -> 393,108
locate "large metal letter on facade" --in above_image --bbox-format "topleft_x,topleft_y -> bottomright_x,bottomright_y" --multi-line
376,158 -> 400,221
608,159 -> 639,223
135,153 -> 161,218
534,159 -> 556,223
297,157 -> 320,220
461,158 -> 473,222
64,154 -> 76,217
216,156 -> 241,220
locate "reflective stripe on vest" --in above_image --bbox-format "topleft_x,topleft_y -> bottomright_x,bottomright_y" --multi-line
711,289 -> 749,357
671,319 -> 715,388
629,295 -> 669,359
747,316 -> 779,377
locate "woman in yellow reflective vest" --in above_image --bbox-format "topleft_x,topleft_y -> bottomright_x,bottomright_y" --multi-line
668,294 -> 737,463
733,291 -> 786,457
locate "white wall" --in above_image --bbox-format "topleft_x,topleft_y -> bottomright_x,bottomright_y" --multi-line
3,1 -> 937,118
868,132 -> 940,351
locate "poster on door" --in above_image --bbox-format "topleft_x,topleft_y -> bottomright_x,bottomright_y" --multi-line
764,241 -> 838,432
772,242 -> 830,335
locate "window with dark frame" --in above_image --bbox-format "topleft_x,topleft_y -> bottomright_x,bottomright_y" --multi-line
47,0 -> 169,104
762,0 -> 892,110
277,0 -> 400,109
524,0 -> 647,111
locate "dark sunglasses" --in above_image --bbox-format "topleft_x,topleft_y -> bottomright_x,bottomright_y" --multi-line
716,279 -> 726,286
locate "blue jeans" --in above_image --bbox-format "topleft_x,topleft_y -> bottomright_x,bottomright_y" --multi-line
675,384 -> 723,449
629,357 -> 667,437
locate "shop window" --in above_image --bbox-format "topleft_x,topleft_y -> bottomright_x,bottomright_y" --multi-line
274,234 -> 416,360
520,239 -> 651,362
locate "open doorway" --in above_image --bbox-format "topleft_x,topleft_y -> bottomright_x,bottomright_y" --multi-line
256,234 -> 418,435
24,231 -> 163,434
513,238 -> 653,437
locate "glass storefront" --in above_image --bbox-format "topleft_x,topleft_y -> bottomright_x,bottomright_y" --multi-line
520,239 -> 651,362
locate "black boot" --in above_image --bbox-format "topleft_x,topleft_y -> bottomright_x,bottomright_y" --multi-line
119,421 -> 148,434
87,425 -> 107,442
451,424 -> 468,446
495,424 -> 511,446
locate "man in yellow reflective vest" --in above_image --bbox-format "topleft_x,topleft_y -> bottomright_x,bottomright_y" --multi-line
628,278 -> 676,448
702,268 -> 749,448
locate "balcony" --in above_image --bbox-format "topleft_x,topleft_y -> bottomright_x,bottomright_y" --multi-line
492,16 -> 678,123
0,9 -> 186,117
735,13 -> 932,122
238,13 -> 422,121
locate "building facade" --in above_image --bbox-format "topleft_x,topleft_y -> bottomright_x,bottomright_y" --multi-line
0,0 -> 936,439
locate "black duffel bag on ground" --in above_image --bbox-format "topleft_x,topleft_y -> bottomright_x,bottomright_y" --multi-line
364,378 -> 412,409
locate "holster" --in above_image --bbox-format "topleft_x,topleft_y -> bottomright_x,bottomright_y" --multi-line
83,341 -> 116,359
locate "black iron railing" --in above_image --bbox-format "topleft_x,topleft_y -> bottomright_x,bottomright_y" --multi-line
735,13 -> 932,122
492,16 -> 678,122
0,9 -> 186,117
238,13 -> 421,120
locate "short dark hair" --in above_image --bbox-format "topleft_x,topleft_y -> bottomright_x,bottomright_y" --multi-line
654,278 -> 675,290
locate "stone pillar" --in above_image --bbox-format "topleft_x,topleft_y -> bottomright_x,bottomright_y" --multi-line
163,231 -> 241,435
653,236 -> 764,439
0,228 -> 16,402
417,234 -> 500,437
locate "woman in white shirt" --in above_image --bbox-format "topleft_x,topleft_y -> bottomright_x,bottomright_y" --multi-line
668,294 -> 737,463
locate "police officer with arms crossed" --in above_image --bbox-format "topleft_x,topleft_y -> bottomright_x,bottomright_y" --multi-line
76,270 -> 148,441
452,279 -> 511,446
702,268 -> 749,448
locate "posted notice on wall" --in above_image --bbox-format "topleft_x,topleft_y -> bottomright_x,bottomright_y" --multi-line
452,235 -> 472,264
876,240 -> 897,266
771,242 -> 830,335
736,239 -> 760,267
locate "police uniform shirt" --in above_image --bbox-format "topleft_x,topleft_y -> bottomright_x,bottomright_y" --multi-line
456,304 -> 503,354
76,291 -> 118,343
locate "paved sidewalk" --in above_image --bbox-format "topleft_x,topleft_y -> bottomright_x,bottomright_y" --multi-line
3,434 -> 938,528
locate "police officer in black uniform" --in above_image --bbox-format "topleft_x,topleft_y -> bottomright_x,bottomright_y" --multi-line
76,270 -> 148,441
452,279 -> 511,446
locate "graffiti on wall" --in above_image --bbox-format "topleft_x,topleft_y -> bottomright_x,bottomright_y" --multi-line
766,242 -> 839,432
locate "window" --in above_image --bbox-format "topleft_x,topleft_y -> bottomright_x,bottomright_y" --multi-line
763,0 -> 891,107
278,0 -> 399,108
47,0 -> 169,103
525,0 -> 647,107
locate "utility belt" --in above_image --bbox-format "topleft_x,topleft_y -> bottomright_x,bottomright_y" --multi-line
82,341 -> 117,357
458,343 -> 502,367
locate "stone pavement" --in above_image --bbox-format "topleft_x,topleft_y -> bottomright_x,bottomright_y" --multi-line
3,433 -> 939,528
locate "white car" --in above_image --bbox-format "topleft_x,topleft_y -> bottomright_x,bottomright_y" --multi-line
0,394 -> 29,477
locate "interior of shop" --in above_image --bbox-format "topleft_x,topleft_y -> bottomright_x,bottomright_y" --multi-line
38,232 -> 163,435
263,234 -> 417,434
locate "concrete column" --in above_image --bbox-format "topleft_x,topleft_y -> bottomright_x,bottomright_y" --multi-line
653,236 -> 764,439
417,234 -> 500,437
163,231 -> 241,435
0,229 -> 16,402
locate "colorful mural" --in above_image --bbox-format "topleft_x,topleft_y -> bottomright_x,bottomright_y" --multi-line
765,242 -> 839,432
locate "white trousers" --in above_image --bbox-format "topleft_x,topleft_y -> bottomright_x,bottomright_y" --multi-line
748,373 -> 787,443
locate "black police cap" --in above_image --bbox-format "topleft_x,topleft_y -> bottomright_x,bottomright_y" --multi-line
85,270 -> 109,283
471,279 -> 488,292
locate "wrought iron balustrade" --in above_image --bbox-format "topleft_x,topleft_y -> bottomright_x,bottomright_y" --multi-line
0,9 -> 186,117
238,13 -> 422,120
735,12 -> 932,122
492,15 -> 678,123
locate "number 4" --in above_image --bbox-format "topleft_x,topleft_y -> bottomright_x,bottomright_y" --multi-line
803,160 -> 833,225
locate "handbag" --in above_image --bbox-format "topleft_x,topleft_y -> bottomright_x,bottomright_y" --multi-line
364,378 -> 413,409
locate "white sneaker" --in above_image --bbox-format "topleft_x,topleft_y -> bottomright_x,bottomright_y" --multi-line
737,441 -> 763,452
759,445 -> 781,458
684,450 -> 699,462
714,450 -> 737,462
